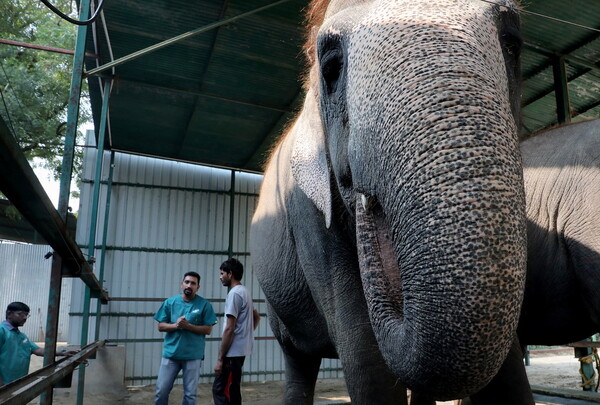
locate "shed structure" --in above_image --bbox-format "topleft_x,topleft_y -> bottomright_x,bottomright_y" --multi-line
1,0 -> 600,403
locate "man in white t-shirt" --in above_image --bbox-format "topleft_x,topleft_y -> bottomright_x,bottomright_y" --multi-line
213,258 -> 260,405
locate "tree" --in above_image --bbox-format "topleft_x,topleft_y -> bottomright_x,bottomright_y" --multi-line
0,0 -> 90,182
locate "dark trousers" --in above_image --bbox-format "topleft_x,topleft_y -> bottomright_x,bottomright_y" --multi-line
212,356 -> 245,405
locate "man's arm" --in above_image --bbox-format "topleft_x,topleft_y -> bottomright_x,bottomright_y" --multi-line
157,321 -> 178,332
158,317 -> 213,335
177,318 -> 213,335
32,347 -> 79,357
253,309 -> 260,331
214,315 -> 236,375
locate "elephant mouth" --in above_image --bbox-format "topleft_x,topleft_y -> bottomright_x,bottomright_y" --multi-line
356,194 -> 404,325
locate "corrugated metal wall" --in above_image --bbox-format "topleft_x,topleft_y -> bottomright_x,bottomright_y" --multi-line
70,145 -> 342,385
0,242 -> 72,341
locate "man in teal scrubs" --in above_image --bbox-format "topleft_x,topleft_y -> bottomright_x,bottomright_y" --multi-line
0,302 -> 75,386
154,271 -> 217,405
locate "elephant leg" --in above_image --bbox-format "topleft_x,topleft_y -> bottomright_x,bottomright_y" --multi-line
267,310 -> 325,405
467,337 -> 534,405
336,332 -> 408,404
282,348 -> 322,405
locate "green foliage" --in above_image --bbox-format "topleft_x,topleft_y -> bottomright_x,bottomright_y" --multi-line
0,0 -> 89,181
5,204 -> 22,221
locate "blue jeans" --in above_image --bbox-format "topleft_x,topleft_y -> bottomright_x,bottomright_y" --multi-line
155,357 -> 203,405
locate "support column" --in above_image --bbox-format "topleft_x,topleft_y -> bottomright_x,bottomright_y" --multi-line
41,1 -> 90,404
552,56 -> 571,124
77,79 -> 111,405
228,170 -> 236,258
95,151 -> 115,340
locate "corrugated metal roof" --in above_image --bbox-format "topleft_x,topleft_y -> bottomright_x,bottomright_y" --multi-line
520,0 -> 600,135
85,0 -> 600,172
86,0 -> 307,173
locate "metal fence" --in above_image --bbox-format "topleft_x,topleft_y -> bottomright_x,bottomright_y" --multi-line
0,241 -> 72,341
69,145 -> 343,385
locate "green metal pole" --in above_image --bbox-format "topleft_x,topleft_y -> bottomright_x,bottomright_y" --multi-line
95,151 -> 115,340
87,79 -> 111,264
552,56 -> 571,124
77,79 -> 110,405
59,0 -> 90,216
228,171 -> 236,258
40,255 -> 63,405
43,1 -> 90,404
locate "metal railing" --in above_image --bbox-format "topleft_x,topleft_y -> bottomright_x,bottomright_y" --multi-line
0,340 -> 105,405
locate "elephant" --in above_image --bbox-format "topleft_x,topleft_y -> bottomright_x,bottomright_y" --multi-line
250,0 -> 527,404
519,118 -> 600,346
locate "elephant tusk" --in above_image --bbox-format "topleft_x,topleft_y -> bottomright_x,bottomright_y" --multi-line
360,193 -> 376,212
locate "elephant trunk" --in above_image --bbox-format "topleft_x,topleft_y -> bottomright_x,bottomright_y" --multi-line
350,26 -> 527,401
356,173 -> 525,399
354,116 -> 526,400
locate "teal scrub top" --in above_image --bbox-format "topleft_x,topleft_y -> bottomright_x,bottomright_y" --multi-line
0,321 -> 39,385
154,295 -> 217,360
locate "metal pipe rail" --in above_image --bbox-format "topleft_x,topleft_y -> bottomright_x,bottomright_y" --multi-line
0,114 -> 108,302
0,340 -> 105,405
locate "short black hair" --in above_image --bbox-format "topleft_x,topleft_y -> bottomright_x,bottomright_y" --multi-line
183,271 -> 201,284
220,258 -> 244,281
6,302 -> 29,317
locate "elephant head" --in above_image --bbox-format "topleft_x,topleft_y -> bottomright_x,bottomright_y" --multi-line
290,0 -> 526,399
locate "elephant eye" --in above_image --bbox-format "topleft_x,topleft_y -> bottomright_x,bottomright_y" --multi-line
318,34 -> 346,95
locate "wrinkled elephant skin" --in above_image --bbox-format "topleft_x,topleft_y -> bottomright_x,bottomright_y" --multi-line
520,119 -> 600,345
251,0 -> 527,403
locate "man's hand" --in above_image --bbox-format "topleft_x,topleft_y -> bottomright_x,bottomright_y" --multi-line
214,358 -> 223,375
58,349 -> 80,357
176,316 -> 190,330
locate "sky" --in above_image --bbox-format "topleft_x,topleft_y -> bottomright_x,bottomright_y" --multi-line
33,165 -> 61,206
29,121 -> 94,212
32,163 -> 79,212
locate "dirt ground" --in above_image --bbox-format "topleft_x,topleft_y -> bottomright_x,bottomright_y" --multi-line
43,349 -> 596,404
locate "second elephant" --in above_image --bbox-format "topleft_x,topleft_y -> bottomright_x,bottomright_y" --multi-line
520,118 -> 600,345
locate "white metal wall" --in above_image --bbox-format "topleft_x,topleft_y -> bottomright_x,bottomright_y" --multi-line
0,242 -> 73,341
70,143 -> 342,385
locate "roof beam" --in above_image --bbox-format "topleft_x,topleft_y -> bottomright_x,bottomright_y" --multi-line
521,66 -> 589,107
522,37 -> 600,108
573,97 -> 600,118
524,42 -> 600,76
84,0 -> 292,78
0,115 -> 108,302
0,38 -> 97,58
522,23 -> 600,81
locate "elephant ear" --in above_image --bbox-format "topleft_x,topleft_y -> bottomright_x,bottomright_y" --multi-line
291,92 -> 332,228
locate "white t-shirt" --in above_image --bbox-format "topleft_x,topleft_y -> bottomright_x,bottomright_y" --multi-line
223,285 -> 254,357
